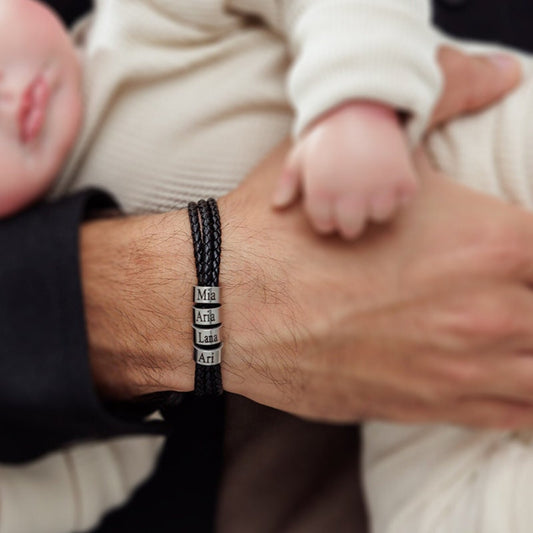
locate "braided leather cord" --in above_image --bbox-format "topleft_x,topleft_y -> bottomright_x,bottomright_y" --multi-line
198,200 -> 214,286
208,198 -> 221,286
188,203 -> 203,280
206,199 -> 223,394
189,200 -> 223,397
155,200 -> 223,413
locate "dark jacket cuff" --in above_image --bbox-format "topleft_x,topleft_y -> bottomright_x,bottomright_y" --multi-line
0,191 -> 164,463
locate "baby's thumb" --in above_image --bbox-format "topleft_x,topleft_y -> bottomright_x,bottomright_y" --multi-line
272,146 -> 302,209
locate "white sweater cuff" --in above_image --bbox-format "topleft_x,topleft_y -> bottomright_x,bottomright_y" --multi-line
288,0 -> 443,144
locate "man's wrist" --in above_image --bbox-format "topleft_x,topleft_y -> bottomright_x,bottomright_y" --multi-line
81,210 -> 197,400
78,143 -> 306,409
80,197 -> 261,402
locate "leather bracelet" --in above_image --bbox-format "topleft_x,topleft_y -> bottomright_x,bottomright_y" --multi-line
188,199 -> 223,397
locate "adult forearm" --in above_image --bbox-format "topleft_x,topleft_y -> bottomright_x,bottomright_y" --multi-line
81,208 -> 196,399
80,193 -> 268,401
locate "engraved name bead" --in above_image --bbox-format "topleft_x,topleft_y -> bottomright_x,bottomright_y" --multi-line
193,306 -> 221,326
193,326 -> 222,346
194,346 -> 222,366
194,286 -> 221,305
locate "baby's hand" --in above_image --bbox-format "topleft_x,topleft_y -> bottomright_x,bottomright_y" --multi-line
273,102 -> 418,239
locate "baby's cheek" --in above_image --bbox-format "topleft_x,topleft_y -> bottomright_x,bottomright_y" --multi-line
0,155 -> 47,217
39,77 -> 83,190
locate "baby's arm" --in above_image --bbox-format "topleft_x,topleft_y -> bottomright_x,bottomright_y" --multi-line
364,50 -> 533,533
228,0 -> 440,141
226,0 -> 442,237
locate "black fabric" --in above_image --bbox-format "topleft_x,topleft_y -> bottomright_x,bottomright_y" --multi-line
0,192 -> 164,464
97,396 -> 224,533
434,0 -> 533,53
45,0 -> 92,27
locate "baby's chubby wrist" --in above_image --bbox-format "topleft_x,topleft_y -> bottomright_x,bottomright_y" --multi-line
306,100 -> 401,136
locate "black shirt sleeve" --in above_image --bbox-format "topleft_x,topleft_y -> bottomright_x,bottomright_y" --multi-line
45,0 -> 92,27
0,191 -> 164,464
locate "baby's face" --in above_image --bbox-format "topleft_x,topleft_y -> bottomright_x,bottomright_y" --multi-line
0,0 -> 82,216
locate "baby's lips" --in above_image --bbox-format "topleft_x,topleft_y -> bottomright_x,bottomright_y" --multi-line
18,94 -> 32,141
23,108 -> 46,143
18,74 -> 50,143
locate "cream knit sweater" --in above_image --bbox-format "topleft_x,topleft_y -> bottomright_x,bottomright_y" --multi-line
53,0 -> 441,210
8,2 -> 531,533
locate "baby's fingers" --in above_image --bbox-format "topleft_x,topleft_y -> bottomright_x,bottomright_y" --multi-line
335,196 -> 366,240
272,145 -> 303,209
305,193 -> 336,235
370,193 -> 397,223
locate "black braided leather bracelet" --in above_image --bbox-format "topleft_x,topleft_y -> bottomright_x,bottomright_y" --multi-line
188,199 -> 223,397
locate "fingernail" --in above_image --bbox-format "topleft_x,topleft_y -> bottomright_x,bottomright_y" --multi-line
489,54 -> 517,73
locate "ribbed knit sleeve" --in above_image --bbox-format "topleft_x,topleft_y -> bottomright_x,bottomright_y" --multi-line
0,191 -> 164,464
227,0 -> 443,143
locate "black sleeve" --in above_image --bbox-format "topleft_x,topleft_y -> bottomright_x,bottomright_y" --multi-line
434,0 -> 533,54
0,191 -> 164,464
44,0 -> 92,27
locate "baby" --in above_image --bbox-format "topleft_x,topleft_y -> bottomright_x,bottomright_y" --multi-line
270,0 -> 437,239
6,0 -> 442,235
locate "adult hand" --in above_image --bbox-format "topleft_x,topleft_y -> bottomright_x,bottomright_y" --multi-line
219,143 -> 533,429
429,46 -> 522,129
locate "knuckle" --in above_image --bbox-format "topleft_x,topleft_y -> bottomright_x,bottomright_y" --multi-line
459,305 -> 518,339
511,367 -> 533,399
306,172 -> 334,196
477,227 -> 528,275
442,293 -> 515,341
413,361 -> 477,405
441,360 -> 484,391
418,382 -> 452,406
488,407 -> 533,430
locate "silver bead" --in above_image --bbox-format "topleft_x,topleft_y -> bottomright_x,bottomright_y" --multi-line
193,306 -> 221,326
193,286 -> 220,305
194,346 -> 222,366
193,326 -> 222,346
